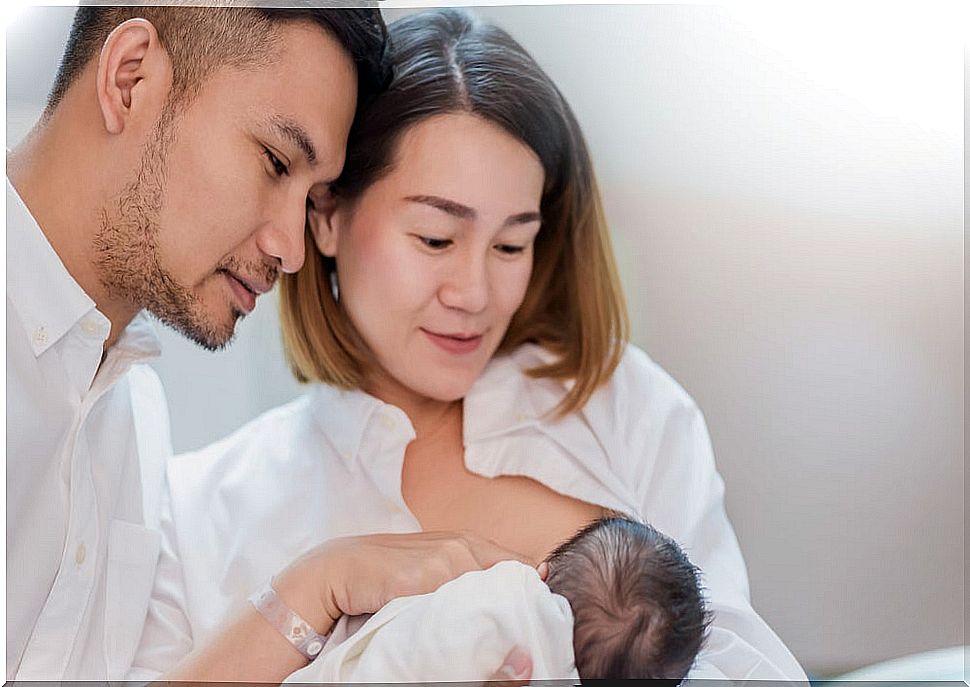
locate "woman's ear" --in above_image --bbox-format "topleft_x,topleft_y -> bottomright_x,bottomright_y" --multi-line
308,186 -> 343,258
96,18 -> 172,135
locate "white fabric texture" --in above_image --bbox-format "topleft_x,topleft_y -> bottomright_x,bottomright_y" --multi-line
131,342 -> 808,682
6,177 -> 171,680
285,561 -> 578,683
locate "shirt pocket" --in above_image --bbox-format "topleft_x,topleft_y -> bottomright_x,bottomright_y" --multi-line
103,519 -> 161,680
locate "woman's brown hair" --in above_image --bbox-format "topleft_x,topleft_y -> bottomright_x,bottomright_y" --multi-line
280,8 -> 629,416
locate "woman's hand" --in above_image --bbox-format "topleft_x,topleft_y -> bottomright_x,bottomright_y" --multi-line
165,531 -> 536,684
273,530 -> 534,634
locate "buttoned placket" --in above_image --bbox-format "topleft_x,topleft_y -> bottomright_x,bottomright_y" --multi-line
62,314 -> 111,411
15,335 -> 136,679
364,406 -> 419,529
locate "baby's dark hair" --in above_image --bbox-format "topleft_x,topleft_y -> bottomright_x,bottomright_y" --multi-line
544,516 -> 711,681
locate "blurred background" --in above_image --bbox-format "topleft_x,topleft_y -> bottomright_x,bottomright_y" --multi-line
6,2 -> 964,678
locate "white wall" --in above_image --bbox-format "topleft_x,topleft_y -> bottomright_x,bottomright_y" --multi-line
6,4 -> 964,676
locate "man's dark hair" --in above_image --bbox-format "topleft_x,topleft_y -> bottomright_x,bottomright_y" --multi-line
45,5 -> 389,116
545,516 -> 712,681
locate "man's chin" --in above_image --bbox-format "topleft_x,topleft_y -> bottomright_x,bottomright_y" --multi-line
149,308 -> 243,352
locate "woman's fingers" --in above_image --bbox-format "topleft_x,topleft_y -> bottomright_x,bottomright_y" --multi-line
452,529 -> 533,568
313,531 -> 532,617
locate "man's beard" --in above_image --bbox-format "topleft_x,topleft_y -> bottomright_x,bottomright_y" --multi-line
94,110 -> 241,351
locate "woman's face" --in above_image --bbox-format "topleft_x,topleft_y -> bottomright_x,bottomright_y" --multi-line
312,113 -> 545,404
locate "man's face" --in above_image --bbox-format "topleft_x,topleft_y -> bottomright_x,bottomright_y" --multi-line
97,20 -> 358,350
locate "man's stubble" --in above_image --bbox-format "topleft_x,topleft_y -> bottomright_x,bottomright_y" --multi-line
93,104 -> 242,351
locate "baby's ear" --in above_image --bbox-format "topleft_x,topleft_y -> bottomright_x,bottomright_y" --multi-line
307,186 -> 341,258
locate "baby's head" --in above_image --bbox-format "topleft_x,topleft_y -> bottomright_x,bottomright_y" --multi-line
544,516 -> 710,681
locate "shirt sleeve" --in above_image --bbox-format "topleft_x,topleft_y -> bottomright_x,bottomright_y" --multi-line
125,485 -> 195,681
613,353 -> 808,682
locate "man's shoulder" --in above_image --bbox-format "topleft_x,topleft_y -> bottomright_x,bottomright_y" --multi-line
165,393 -> 316,489
126,363 -> 168,406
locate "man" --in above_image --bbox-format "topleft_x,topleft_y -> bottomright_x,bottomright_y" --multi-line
6,6 -> 533,683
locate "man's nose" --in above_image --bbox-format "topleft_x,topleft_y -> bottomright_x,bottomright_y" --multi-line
257,199 -> 307,274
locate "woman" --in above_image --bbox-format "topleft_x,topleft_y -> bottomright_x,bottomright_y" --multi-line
134,9 -> 806,682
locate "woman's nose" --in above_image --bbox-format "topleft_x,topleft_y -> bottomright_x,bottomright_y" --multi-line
438,252 -> 489,313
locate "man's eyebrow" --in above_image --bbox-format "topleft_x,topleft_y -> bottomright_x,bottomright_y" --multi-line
270,116 -> 317,167
405,195 -> 541,226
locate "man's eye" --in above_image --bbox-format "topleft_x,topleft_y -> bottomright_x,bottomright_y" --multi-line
417,236 -> 452,250
263,147 -> 289,177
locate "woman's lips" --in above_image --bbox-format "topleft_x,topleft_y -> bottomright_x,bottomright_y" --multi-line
421,328 -> 484,354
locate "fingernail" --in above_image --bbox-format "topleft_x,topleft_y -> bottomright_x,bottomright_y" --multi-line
536,561 -> 549,581
500,646 -> 531,678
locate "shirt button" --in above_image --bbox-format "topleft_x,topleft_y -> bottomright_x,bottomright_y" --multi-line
80,319 -> 100,336
75,542 -> 87,566
33,326 -> 48,346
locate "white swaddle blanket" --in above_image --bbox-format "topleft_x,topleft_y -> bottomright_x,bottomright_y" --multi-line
284,560 -> 579,683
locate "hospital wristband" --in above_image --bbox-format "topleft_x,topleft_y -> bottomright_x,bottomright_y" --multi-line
249,579 -> 330,660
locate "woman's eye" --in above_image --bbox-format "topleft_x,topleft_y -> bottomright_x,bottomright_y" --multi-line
495,244 -> 526,255
417,236 -> 452,250
263,147 -> 289,177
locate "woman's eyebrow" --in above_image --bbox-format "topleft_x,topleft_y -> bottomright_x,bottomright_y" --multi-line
404,195 -> 541,226
405,195 -> 474,220
505,211 -> 542,226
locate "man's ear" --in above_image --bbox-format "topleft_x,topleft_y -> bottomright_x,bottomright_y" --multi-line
96,18 -> 171,135
308,187 -> 344,258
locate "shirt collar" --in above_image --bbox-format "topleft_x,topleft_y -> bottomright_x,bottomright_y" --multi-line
307,343 -> 566,467
7,176 -> 97,356
309,384 -> 415,470
7,176 -> 162,364
462,343 -> 565,444
113,311 -> 162,362
465,344 -> 643,517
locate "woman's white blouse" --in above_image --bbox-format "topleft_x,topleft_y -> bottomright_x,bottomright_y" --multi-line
130,343 -> 808,682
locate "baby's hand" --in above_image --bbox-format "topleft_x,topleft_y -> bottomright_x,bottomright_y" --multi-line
486,646 -> 533,685
487,563 -> 546,685
536,561 -> 550,581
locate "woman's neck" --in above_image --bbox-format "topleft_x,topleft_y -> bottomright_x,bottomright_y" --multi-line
363,371 -> 462,441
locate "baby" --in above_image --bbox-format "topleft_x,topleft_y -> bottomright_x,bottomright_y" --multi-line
546,516 -> 711,680
285,516 -> 710,683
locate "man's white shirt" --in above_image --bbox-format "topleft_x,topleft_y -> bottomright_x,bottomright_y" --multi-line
6,178 -> 170,680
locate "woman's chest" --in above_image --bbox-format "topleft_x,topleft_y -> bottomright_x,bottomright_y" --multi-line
400,440 -> 605,564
